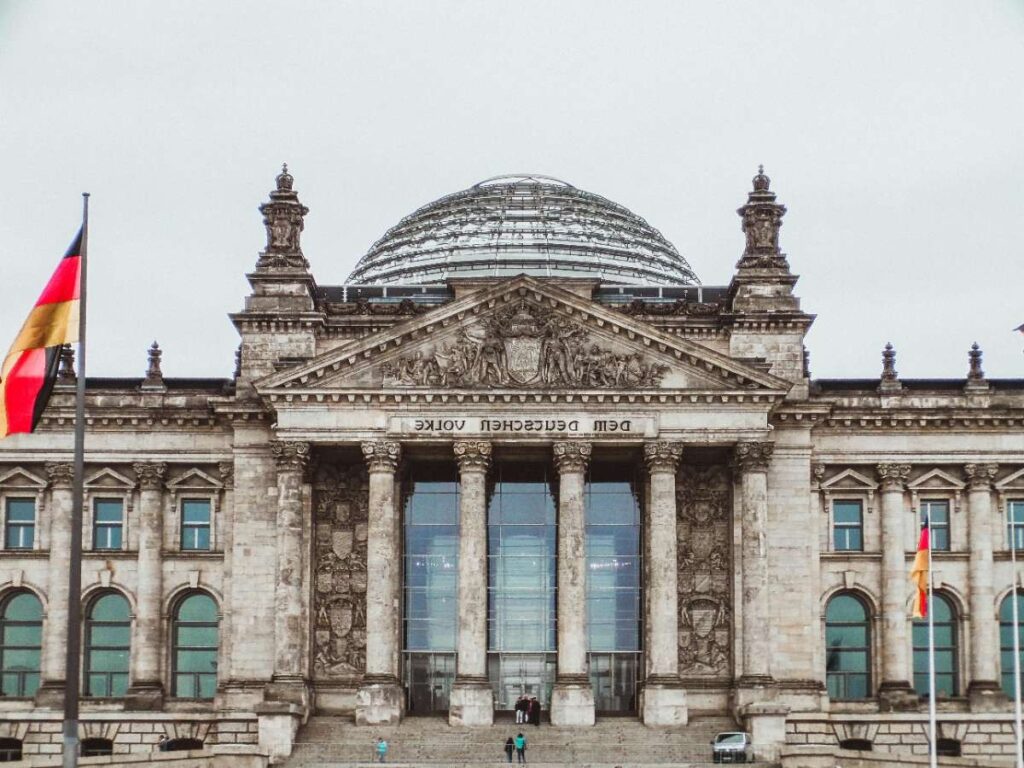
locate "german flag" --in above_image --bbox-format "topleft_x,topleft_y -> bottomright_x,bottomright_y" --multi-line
0,230 -> 82,438
910,516 -> 930,618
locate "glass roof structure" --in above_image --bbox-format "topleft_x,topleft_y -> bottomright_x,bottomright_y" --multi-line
346,175 -> 699,286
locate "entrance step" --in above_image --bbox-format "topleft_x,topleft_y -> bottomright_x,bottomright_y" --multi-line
283,715 -> 779,767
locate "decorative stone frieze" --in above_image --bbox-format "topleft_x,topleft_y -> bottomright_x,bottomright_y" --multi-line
677,465 -> 732,678
133,462 -> 167,490
361,441 -> 401,473
875,463 -> 911,491
644,441 -> 683,473
272,441 -> 311,472
552,441 -> 592,473
45,462 -> 74,489
312,462 -> 369,679
732,441 -> 773,473
453,440 -> 492,471
964,463 -> 998,490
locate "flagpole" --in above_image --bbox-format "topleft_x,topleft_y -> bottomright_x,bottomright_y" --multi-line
926,513 -> 937,768
1010,504 -> 1023,768
62,193 -> 89,768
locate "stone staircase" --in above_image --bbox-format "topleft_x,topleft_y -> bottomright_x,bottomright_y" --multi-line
283,714 -> 779,767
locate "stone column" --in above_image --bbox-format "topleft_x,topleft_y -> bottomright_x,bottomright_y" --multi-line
876,462 -> 915,709
355,440 -> 404,725
734,442 -> 774,687
36,462 -> 74,707
449,441 -> 494,726
125,462 -> 167,709
965,463 -> 1001,708
266,441 -> 311,705
640,440 -> 688,725
550,441 -> 595,726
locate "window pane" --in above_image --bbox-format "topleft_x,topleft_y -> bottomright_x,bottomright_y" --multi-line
176,650 -> 217,673
3,594 -> 42,622
182,500 -> 211,523
93,499 -> 123,523
178,594 -> 217,622
833,501 -> 862,523
176,625 -> 218,648
5,500 -> 34,522
174,673 -> 195,698
826,595 -> 866,623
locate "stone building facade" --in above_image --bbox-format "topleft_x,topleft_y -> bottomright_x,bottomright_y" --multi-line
0,168 -> 1022,763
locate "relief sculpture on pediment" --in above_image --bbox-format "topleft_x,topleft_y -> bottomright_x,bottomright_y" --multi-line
312,461 -> 369,679
381,299 -> 668,388
677,465 -> 732,678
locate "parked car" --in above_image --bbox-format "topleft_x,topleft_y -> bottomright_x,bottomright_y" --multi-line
711,731 -> 752,763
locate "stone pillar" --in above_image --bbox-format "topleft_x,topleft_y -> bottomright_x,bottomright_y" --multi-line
733,442 -> 774,689
875,463 -> 916,709
355,440 -> 404,725
449,441 -> 494,726
125,462 -> 167,709
640,441 -> 688,726
266,441 -> 311,705
965,463 -> 1001,708
36,462 -> 74,708
550,441 -> 595,726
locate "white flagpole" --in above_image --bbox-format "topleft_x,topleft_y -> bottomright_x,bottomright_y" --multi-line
926,514 -> 937,768
1010,505 -> 1023,768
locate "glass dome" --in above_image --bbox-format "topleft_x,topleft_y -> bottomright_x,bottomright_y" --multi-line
345,175 -> 699,286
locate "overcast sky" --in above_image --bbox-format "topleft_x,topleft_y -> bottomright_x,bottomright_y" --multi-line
1,1 -> 1022,379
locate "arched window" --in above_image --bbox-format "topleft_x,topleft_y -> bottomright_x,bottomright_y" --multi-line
80,738 -> 113,757
1000,590 -> 1024,697
84,593 -> 131,697
0,738 -> 22,762
825,593 -> 871,700
0,591 -> 42,697
913,593 -> 958,697
172,593 -> 218,700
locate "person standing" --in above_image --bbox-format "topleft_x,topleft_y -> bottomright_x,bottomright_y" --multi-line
376,737 -> 388,763
528,696 -> 541,726
504,737 -> 515,763
514,732 -> 527,764
515,695 -> 526,724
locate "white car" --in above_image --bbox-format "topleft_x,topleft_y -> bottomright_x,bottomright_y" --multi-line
711,731 -> 752,763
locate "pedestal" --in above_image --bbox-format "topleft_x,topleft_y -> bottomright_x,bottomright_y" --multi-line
256,702 -> 303,765
124,680 -> 164,710
264,674 -> 310,709
967,680 -> 1006,712
448,678 -> 494,726
740,702 -> 789,762
877,681 -> 919,712
550,679 -> 596,726
640,680 -> 688,726
355,677 -> 404,726
33,681 -> 65,709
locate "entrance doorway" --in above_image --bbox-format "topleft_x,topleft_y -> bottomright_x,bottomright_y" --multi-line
488,653 -> 556,711
405,652 -> 456,715
589,652 -> 640,713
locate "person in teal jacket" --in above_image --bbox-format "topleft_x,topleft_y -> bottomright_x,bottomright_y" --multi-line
375,737 -> 388,763
514,732 -> 527,764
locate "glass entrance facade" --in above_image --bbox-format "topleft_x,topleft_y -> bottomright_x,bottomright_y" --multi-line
585,463 -> 642,712
487,463 -> 558,709
403,464 -> 459,714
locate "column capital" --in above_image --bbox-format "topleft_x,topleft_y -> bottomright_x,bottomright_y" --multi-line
45,462 -> 75,489
362,440 -> 401,473
272,440 -> 311,472
731,441 -> 773,473
644,441 -> 683,473
132,462 -> 167,491
876,462 -> 911,491
453,440 -> 491,472
964,463 -> 999,491
553,441 -> 592,474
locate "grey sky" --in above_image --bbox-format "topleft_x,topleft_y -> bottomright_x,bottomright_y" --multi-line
2,1 -> 1022,379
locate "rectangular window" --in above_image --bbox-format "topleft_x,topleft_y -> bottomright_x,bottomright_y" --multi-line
1009,501 -> 1024,551
92,498 -> 123,551
832,500 -> 863,551
922,500 -> 951,552
180,499 -> 211,551
4,499 -> 35,550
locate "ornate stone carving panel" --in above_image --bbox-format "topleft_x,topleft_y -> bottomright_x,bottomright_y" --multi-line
676,465 -> 732,679
312,461 -> 369,680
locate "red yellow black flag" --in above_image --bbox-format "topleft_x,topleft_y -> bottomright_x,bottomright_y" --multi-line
0,230 -> 83,437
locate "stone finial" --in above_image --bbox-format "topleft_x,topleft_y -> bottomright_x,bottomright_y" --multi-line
257,163 -> 310,270
964,463 -> 998,491
876,463 -> 911,491
553,441 -> 592,473
141,341 -> 165,391
453,440 -> 491,472
361,440 -> 401,473
58,344 -> 76,381
233,345 -> 242,379
968,342 -> 984,380
133,462 -> 167,490
45,462 -> 75,489
272,441 -> 311,471
736,164 -> 788,270
731,442 -> 773,473
644,441 -> 683,473
881,343 -> 898,380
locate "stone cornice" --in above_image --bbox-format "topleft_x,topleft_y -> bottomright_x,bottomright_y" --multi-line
552,441 -> 592,473
45,462 -> 74,489
361,440 -> 401,473
876,463 -> 911,491
453,440 -> 491,472
964,463 -> 999,491
263,389 -> 783,407
271,441 -> 311,472
817,411 -> 1024,431
133,462 -> 167,491
731,441 -> 773,473
644,440 -> 683,473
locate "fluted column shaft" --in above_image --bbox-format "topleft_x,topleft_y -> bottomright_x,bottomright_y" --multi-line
735,442 -> 773,682
966,463 -> 1000,696
644,441 -> 683,679
454,441 -> 491,681
362,441 -> 402,681
877,463 -> 913,695
41,463 -> 74,690
131,462 -> 167,694
554,441 -> 591,680
271,441 -> 310,680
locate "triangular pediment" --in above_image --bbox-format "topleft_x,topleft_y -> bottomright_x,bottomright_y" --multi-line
0,467 -> 46,488
820,468 -> 878,492
84,468 -> 134,489
908,468 -> 964,491
167,468 -> 222,490
258,277 -> 791,398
